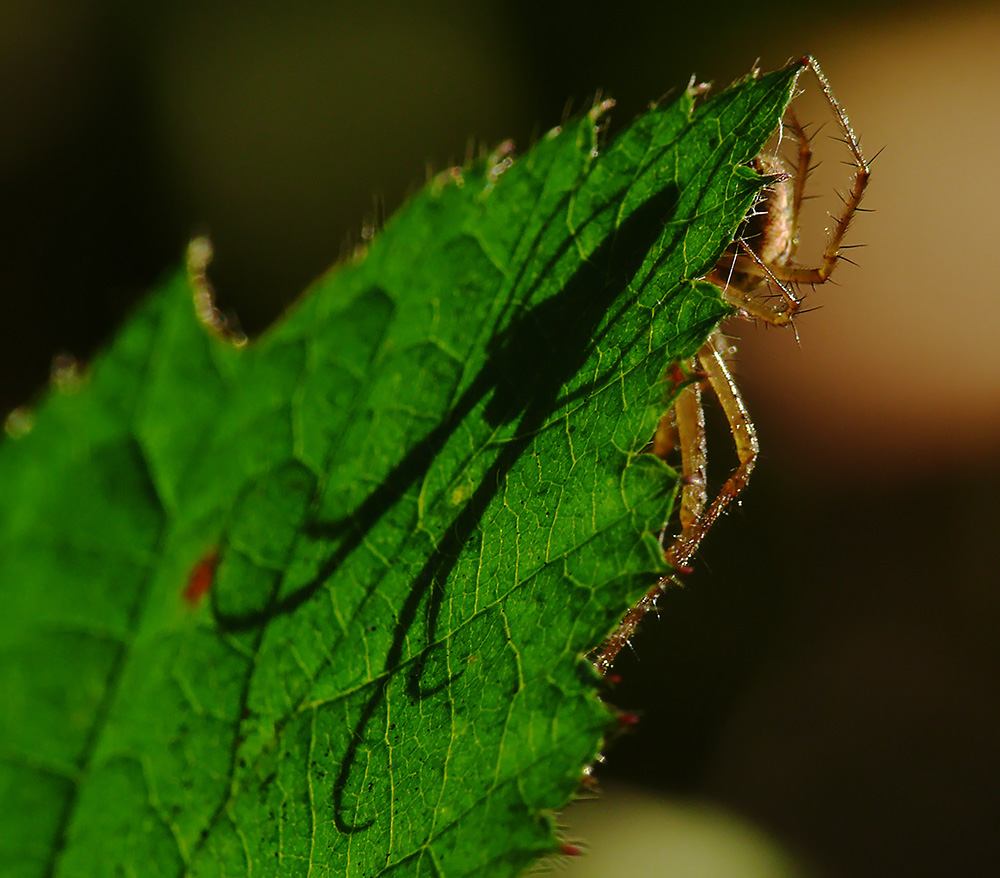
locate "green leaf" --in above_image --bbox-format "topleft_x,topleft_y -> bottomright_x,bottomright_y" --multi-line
0,62 -> 800,877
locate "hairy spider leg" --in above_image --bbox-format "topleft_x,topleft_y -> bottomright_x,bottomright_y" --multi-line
666,330 -> 758,570
655,362 -> 708,532
594,331 -> 757,674
722,58 -> 871,310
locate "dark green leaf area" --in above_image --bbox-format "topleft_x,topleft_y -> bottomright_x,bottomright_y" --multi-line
0,63 -> 800,877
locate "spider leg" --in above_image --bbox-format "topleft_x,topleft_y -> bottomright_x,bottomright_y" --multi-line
784,107 -> 812,263
719,245 -> 802,326
667,330 -> 758,569
594,331 -> 757,674
780,58 -> 870,286
657,363 -> 708,532
722,58 -> 870,301
593,357 -> 705,676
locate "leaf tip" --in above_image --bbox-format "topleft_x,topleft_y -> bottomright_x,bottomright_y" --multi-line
686,76 -> 713,99
579,765 -> 600,793
3,405 -> 34,439
588,97 -> 616,123
186,236 -> 248,347
616,712 -> 641,728
481,139 -> 517,191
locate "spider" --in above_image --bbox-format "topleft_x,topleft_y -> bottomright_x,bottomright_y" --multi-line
596,56 -> 871,675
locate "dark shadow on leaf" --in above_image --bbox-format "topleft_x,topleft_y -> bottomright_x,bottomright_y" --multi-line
212,182 -> 681,637
328,181 -> 682,832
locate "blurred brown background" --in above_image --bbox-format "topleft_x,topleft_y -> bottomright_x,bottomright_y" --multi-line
3,2 -> 999,876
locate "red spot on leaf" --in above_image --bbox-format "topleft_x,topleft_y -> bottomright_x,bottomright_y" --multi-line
183,549 -> 219,606
560,842 -> 582,857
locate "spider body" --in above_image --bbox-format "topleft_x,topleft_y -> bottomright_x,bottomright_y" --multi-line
723,154 -> 798,293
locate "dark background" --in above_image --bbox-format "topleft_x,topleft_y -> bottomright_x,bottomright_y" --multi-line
4,2 -> 999,876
